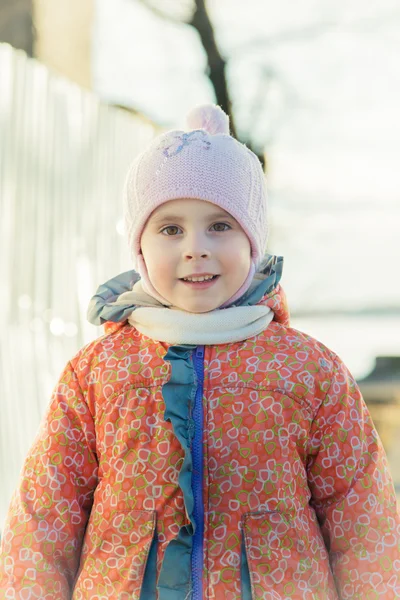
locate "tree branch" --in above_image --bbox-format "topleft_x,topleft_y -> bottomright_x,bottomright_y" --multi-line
134,0 -> 191,25
189,0 -> 233,133
231,9 -> 400,57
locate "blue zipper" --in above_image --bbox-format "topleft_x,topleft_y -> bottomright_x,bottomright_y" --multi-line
192,345 -> 205,600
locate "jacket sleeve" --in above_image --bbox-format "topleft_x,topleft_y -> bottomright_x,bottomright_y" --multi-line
307,355 -> 400,599
0,360 -> 98,599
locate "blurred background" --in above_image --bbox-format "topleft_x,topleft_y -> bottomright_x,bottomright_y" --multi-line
1,0 -> 399,530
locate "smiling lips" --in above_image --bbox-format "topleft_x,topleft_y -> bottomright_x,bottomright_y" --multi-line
180,274 -> 220,288
181,274 -> 217,282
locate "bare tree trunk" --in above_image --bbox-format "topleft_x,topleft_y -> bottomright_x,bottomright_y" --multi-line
189,0 -> 265,168
189,0 -> 235,138
0,0 -> 34,56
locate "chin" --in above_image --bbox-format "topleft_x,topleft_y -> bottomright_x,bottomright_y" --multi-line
180,301 -> 220,314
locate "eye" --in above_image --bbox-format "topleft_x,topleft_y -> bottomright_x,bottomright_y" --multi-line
210,222 -> 231,232
160,225 -> 182,236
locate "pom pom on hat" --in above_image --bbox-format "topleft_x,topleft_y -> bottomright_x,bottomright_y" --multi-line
185,104 -> 230,136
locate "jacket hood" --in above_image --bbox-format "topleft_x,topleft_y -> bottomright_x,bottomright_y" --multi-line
87,254 -> 289,335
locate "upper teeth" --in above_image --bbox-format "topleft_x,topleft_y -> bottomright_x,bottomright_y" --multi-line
183,275 -> 215,282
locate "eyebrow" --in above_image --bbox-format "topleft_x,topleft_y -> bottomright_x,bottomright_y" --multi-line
151,211 -> 234,224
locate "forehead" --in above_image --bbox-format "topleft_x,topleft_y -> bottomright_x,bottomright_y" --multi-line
148,198 -> 233,223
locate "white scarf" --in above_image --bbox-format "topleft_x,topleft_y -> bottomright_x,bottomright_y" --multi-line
115,280 -> 273,345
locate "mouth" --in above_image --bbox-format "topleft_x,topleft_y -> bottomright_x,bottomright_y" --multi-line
179,274 -> 220,289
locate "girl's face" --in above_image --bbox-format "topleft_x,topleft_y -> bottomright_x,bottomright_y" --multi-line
140,198 -> 252,313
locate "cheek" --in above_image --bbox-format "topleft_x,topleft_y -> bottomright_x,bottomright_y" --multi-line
145,254 -> 175,287
227,238 -> 251,268
141,237 -> 164,269
146,257 -> 166,277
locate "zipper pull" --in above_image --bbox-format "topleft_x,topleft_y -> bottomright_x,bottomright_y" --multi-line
196,346 -> 204,359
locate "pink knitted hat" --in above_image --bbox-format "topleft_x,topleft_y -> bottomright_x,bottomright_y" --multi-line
123,104 -> 268,306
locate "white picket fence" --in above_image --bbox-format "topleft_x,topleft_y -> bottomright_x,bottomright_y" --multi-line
0,43 -> 156,529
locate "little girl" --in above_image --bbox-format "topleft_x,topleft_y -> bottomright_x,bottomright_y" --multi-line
1,104 -> 399,600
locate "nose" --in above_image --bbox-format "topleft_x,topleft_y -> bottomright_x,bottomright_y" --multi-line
184,249 -> 210,260
183,232 -> 211,260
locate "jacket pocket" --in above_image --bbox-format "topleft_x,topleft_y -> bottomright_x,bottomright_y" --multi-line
241,510 -> 336,600
73,502 -> 156,600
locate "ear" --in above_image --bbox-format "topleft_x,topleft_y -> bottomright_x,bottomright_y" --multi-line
138,249 -> 147,266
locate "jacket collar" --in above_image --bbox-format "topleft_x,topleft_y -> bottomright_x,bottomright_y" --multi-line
86,254 -> 288,334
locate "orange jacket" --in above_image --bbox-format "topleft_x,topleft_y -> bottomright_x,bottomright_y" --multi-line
1,266 -> 399,599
